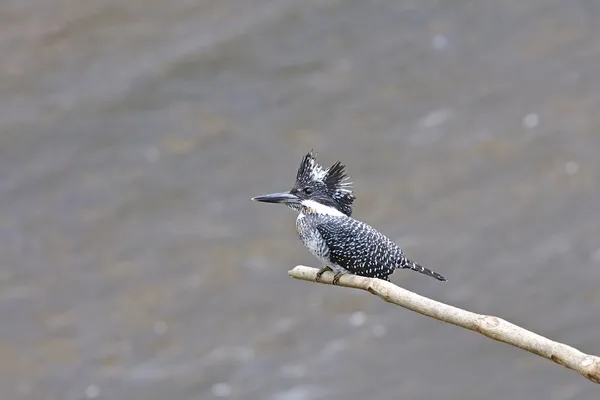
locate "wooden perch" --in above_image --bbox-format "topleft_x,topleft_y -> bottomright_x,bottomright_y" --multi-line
288,265 -> 600,384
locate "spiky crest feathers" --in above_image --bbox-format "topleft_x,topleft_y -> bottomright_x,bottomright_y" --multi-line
294,151 -> 355,216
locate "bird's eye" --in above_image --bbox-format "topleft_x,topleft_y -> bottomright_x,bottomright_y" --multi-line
303,187 -> 313,194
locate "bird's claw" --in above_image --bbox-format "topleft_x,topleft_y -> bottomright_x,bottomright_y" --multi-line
332,272 -> 345,285
316,266 -> 332,282
316,266 -> 345,285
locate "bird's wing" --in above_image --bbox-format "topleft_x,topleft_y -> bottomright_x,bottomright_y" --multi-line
315,216 -> 401,278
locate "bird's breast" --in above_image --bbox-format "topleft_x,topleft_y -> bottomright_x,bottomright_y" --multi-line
296,214 -> 328,261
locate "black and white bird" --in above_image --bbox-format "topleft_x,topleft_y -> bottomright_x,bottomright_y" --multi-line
252,151 -> 447,284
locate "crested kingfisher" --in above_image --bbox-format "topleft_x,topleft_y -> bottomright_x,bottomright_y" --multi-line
252,151 -> 447,285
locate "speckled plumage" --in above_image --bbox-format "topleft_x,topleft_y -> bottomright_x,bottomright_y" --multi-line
296,209 -> 446,282
253,151 -> 447,283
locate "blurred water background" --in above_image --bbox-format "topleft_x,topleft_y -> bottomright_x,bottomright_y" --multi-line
1,0 -> 599,399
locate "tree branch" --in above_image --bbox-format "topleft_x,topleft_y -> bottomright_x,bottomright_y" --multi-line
288,265 -> 600,384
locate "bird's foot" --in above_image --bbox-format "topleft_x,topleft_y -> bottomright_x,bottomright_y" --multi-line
332,272 -> 346,285
316,266 -> 333,282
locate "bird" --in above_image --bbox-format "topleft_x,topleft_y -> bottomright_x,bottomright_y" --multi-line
252,151 -> 447,285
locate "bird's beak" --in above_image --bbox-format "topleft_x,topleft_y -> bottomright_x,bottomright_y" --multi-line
251,192 -> 299,204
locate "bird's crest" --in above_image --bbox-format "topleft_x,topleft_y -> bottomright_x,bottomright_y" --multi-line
295,151 -> 356,216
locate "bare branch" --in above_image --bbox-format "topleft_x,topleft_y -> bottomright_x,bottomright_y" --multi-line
288,265 -> 600,384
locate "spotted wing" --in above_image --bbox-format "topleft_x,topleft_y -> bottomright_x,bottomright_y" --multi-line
315,216 -> 402,280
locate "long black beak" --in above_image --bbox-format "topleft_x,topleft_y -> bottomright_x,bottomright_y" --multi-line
251,192 -> 299,204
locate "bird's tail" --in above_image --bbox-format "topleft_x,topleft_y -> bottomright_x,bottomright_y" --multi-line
404,259 -> 447,282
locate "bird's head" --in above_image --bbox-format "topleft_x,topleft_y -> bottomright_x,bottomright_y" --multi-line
252,151 -> 356,216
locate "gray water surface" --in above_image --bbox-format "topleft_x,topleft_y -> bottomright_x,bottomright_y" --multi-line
1,1 -> 599,399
